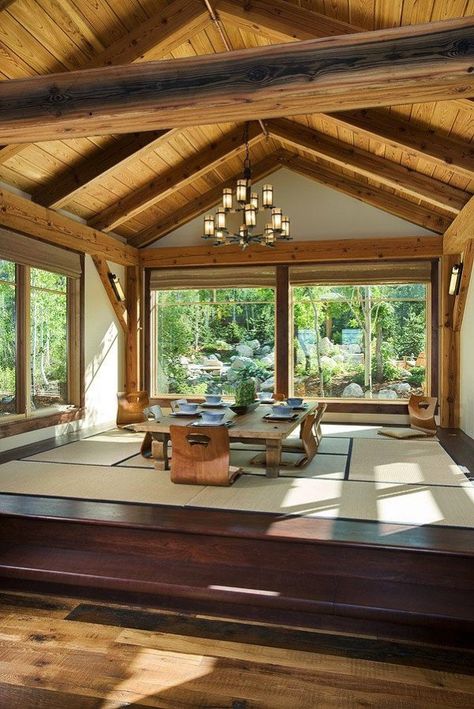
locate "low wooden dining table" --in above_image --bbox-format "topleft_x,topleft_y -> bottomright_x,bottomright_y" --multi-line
131,402 -> 318,479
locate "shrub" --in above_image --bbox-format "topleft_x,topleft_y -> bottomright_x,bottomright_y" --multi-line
408,366 -> 425,388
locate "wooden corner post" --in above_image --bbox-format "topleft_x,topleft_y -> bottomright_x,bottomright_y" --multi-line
126,265 -> 143,393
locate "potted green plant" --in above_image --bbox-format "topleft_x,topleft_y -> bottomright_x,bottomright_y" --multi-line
230,372 -> 258,415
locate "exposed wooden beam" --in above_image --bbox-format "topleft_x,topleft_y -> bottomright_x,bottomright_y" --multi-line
0,0 -> 207,165
141,236 -> 443,269
443,196 -> 474,254
453,239 -> 474,332
91,123 -> 263,232
0,1 -> 16,11
126,265 -> 143,392
323,109 -> 474,181
129,153 -> 281,248
0,188 -> 137,265
91,256 -> 128,333
279,151 -> 452,234
439,253 -> 460,428
34,130 -> 173,209
1,19 -> 473,144
268,119 -> 467,216
218,0 -> 474,183
217,0 -> 361,40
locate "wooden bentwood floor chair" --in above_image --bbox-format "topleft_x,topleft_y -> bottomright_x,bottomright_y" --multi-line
116,390 -> 149,427
408,394 -> 437,435
170,424 -> 241,486
251,402 -> 328,468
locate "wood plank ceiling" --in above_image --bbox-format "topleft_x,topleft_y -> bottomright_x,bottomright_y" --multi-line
0,0 -> 472,249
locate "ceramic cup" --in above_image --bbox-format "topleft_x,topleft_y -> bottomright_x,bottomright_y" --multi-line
201,411 -> 226,424
205,395 -> 222,405
178,402 -> 199,414
272,404 -> 293,417
257,392 -> 273,400
286,397 -> 303,407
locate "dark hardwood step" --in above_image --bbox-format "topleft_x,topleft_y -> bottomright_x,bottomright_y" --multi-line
1,542 -> 472,630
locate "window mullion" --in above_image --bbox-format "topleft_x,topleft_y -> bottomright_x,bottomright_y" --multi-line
16,264 -> 31,415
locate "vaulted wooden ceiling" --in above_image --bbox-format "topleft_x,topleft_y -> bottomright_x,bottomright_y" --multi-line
0,0 -> 473,250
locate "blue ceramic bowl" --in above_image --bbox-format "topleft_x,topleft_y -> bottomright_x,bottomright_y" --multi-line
272,404 -> 293,417
201,411 -> 226,424
178,402 -> 199,414
287,397 -> 303,407
205,395 -> 223,405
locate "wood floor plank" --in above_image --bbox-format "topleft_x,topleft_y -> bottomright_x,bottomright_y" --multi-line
0,593 -> 473,708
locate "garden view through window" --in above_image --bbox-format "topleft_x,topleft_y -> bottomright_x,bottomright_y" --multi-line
0,258 -> 71,419
153,287 -> 275,396
152,281 -> 428,401
292,284 -> 427,400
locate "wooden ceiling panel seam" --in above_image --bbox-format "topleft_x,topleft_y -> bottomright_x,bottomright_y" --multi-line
88,124 -> 264,232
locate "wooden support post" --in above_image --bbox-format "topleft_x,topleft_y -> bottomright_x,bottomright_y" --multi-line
275,265 -> 290,398
126,265 -> 143,393
439,254 -> 460,428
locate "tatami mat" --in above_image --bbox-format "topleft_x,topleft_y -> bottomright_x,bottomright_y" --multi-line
117,453 -> 155,469
24,439 -> 142,466
0,460 -> 203,505
350,438 -> 469,487
187,475 -> 474,528
229,449 -> 347,479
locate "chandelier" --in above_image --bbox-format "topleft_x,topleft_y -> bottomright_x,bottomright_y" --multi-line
202,124 -> 291,249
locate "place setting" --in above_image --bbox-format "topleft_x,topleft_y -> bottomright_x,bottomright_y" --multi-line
262,397 -> 308,421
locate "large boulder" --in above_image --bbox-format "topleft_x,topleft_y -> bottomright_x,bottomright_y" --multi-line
319,337 -> 333,356
260,352 -> 275,368
260,345 -> 272,356
247,339 -> 260,351
390,382 -> 411,395
320,355 -> 337,371
342,383 -> 364,398
261,376 -> 275,392
231,356 -> 253,370
378,388 -> 398,400
236,343 -> 253,358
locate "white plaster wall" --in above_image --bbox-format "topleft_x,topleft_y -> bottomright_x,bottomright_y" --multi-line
460,274 -> 474,438
0,256 -> 126,452
148,168 -> 437,248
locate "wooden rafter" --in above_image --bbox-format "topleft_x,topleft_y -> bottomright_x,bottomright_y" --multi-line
0,188 -> 137,265
1,18 -> 473,144
141,236 -> 443,269
216,0 -> 361,40
91,256 -> 128,333
443,196 -> 474,254
0,0 -> 208,165
129,153 -> 281,248
279,151 -> 452,234
91,123 -> 264,232
268,119 -> 467,216
220,1 -> 474,183
33,130 -> 173,209
322,110 -> 474,181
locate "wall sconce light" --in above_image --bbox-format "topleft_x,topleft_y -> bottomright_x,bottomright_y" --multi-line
108,272 -> 126,302
448,263 -> 463,296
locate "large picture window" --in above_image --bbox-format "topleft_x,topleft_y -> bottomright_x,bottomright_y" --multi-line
151,286 -> 275,396
291,283 -> 428,400
0,254 -> 81,424
0,260 -> 17,417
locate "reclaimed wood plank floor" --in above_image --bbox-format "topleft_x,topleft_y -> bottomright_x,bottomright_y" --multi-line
0,591 -> 472,708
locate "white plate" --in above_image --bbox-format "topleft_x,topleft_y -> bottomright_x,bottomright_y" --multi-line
264,413 -> 297,421
190,420 -> 230,427
201,402 -> 226,408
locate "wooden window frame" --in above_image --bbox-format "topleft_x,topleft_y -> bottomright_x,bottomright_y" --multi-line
0,256 -> 84,439
144,260 -> 439,413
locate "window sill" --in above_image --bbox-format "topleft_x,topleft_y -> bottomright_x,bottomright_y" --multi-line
0,408 -> 84,439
